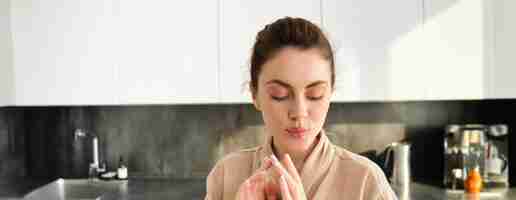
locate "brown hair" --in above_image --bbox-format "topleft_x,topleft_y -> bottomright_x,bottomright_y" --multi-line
250,17 -> 335,96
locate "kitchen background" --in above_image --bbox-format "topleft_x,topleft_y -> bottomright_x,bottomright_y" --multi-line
1,0 -> 516,198
1,100 -> 515,186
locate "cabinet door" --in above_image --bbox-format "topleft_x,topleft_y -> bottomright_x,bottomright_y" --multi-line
0,0 -> 13,106
11,0 -> 118,105
486,0 -> 516,99
323,0 -> 423,102
422,0 -> 485,100
219,1 -> 321,103
118,0 -> 218,104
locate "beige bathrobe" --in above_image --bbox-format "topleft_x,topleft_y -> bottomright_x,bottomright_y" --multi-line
205,132 -> 398,200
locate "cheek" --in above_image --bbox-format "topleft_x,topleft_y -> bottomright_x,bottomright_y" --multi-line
263,102 -> 287,121
309,99 -> 331,120
257,94 -> 287,119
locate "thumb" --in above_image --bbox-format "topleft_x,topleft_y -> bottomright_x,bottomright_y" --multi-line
279,175 -> 292,200
260,157 -> 272,171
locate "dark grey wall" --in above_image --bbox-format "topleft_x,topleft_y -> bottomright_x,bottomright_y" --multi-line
0,108 -> 25,179
0,100 -> 515,186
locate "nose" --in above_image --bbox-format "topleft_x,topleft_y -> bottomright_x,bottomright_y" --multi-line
288,97 -> 308,121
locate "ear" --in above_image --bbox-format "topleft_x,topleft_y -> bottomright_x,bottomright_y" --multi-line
250,85 -> 262,111
329,86 -> 335,100
252,92 -> 262,111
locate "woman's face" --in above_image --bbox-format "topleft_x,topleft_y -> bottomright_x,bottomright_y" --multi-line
253,47 -> 333,153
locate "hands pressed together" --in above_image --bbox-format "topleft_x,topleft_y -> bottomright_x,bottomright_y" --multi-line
236,154 -> 307,200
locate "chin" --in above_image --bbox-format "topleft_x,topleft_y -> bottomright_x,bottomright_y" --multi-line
279,131 -> 318,151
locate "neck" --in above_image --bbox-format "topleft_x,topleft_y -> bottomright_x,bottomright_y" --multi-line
272,134 -> 321,172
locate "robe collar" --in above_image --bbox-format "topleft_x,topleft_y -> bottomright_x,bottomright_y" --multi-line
253,130 -> 336,196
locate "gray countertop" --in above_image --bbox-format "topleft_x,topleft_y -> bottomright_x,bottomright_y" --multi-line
403,183 -> 516,200
0,179 -> 48,199
2,178 -> 516,200
22,178 -> 206,200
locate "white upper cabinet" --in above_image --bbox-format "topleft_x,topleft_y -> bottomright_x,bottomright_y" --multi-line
7,0 -> 514,105
0,0 -> 13,106
11,0 -> 118,105
422,0 -> 516,100
323,0 -> 423,102
326,0 -> 516,101
117,0 -> 219,104
219,1 -> 321,103
486,0 -> 516,99
421,0 -> 485,100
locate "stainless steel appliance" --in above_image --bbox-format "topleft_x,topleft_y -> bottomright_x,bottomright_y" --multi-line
384,142 -> 411,199
443,124 -> 509,189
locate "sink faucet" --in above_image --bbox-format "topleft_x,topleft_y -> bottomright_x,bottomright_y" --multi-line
74,129 -> 105,177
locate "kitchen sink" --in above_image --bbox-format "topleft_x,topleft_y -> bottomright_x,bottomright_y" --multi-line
24,178 -> 126,200
23,178 -> 206,200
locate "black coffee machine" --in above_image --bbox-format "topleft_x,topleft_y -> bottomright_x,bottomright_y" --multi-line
443,124 -> 509,190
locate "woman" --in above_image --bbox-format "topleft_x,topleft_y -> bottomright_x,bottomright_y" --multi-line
205,17 -> 397,200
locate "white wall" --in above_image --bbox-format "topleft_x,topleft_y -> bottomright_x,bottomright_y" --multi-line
0,0 -> 13,106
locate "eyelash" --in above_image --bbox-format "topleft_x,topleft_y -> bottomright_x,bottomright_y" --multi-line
271,96 -> 288,101
271,95 -> 323,101
308,96 -> 323,101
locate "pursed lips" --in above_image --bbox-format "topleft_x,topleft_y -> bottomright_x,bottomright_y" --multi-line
285,127 -> 308,136
285,127 -> 307,133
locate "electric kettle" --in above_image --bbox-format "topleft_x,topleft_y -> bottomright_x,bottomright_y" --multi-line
384,142 -> 411,195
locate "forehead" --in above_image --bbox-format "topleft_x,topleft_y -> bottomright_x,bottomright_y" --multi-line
259,47 -> 332,88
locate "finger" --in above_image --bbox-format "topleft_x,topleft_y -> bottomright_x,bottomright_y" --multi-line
250,170 -> 267,182
270,154 -> 291,179
261,157 -> 273,170
240,172 -> 265,200
279,175 -> 292,200
281,154 -> 302,183
270,154 -> 297,193
257,157 -> 272,173
250,171 -> 266,200
264,176 -> 280,199
266,195 -> 277,200
237,183 -> 245,200
247,179 -> 258,200
245,172 -> 266,198
239,180 -> 251,200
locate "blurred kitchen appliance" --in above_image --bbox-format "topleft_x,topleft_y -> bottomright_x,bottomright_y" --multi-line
384,142 -> 411,198
443,124 -> 509,190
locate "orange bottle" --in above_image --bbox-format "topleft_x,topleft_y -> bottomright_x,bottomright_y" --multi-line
464,166 -> 483,193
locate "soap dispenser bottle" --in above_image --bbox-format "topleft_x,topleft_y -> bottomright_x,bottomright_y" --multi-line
117,156 -> 128,180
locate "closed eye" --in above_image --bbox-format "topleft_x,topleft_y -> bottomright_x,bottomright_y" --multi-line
307,96 -> 323,101
271,95 -> 288,101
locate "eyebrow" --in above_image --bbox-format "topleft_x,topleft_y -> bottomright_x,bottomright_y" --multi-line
265,79 -> 328,89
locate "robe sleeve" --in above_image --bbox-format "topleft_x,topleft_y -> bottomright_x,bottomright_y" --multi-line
205,161 -> 225,200
363,165 -> 398,200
